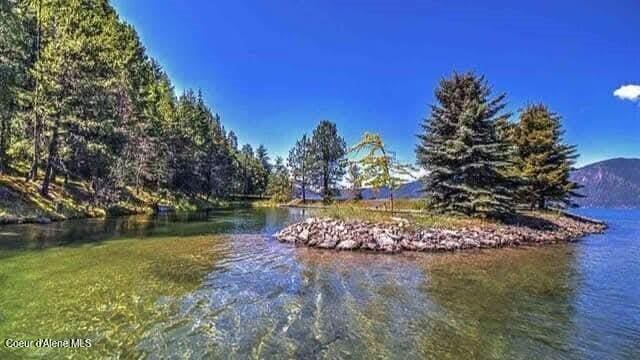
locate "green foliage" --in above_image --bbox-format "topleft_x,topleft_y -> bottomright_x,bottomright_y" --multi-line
235,143 -> 269,196
509,104 -> 581,209
310,120 -> 346,201
266,156 -> 292,203
255,144 -> 271,174
417,72 -> 515,217
287,134 -> 313,202
350,132 -> 414,210
0,0 -> 31,172
0,0 -> 585,218
344,162 -> 363,200
0,0 -> 268,206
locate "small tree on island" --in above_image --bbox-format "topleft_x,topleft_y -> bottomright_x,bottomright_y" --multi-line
350,132 -> 415,212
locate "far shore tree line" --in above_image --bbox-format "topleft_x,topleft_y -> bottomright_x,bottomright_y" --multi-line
1,1 -> 580,217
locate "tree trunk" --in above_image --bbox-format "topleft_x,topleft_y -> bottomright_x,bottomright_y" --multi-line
40,121 -> 59,197
29,117 -> 41,181
29,0 -> 43,182
537,197 -> 546,210
390,193 -> 394,214
323,164 -> 329,201
0,117 -> 7,174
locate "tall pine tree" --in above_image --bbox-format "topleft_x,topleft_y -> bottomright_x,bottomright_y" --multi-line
417,72 -> 514,217
310,120 -> 346,201
287,134 -> 313,202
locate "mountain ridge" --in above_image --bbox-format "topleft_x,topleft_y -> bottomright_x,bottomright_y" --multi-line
570,157 -> 640,208
326,157 -> 640,208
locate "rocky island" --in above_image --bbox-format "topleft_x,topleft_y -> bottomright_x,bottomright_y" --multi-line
275,212 -> 606,253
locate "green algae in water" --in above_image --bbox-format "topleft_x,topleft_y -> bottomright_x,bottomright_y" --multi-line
0,235 -> 226,359
415,246 -> 578,359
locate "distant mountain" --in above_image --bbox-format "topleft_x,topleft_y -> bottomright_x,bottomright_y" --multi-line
337,180 -> 424,200
293,158 -> 640,208
292,185 -> 323,201
571,158 -> 640,208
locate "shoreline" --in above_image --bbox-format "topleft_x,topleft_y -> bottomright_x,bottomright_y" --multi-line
0,173 -> 280,227
275,212 -> 607,253
0,203 -> 264,227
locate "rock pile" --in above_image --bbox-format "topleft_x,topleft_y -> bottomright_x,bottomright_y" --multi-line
274,215 -> 606,253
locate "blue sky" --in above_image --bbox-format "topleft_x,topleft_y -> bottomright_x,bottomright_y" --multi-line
111,0 -> 639,167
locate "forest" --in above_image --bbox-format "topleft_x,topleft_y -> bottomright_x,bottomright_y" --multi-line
1,0 -> 580,219
0,0 -> 282,206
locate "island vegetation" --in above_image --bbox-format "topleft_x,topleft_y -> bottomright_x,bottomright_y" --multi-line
1,0 -> 603,250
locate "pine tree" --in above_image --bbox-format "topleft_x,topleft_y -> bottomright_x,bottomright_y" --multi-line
0,0 -> 31,173
510,104 -> 581,209
266,156 -> 291,203
287,134 -> 313,202
255,144 -> 271,174
227,131 -> 238,150
416,72 -> 514,217
345,163 -> 363,200
0,0 -> 256,204
310,120 -> 346,201
35,0 -> 118,197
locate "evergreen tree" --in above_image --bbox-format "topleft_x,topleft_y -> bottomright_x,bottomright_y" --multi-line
345,163 -> 363,200
0,0 -> 261,204
35,0 -> 119,197
310,120 -> 346,201
255,144 -> 271,174
253,144 -> 270,193
287,134 -> 313,202
266,156 -> 291,203
227,130 -> 238,150
234,143 -> 267,195
0,0 -> 31,173
416,72 -> 514,217
510,104 -> 581,209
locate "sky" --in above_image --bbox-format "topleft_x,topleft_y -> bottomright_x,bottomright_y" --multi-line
111,0 -> 639,167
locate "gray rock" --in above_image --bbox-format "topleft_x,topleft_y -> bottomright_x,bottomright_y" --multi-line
336,239 -> 359,250
298,229 -> 310,242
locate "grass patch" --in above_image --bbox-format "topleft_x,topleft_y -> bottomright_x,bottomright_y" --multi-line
316,203 -> 493,229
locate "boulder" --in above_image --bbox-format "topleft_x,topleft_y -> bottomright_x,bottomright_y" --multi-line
336,239 -> 359,250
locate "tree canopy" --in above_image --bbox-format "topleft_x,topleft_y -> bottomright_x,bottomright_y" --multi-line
0,0 -> 271,203
417,72 -> 515,217
509,104 -> 581,209
310,120 -> 346,201
351,132 -> 414,211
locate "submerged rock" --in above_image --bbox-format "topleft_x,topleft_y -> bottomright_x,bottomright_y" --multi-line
274,214 -> 606,254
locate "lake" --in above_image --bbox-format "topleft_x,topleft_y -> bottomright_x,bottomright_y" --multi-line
0,208 -> 638,359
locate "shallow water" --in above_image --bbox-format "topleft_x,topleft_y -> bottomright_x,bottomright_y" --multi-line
0,208 -> 638,359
